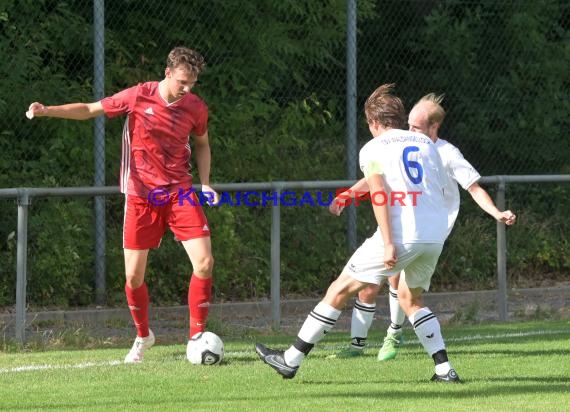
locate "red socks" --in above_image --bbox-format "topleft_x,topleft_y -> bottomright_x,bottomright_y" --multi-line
188,274 -> 212,338
125,283 -> 150,338
125,276 -> 211,339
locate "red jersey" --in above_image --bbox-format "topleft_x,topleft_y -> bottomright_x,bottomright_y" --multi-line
101,81 -> 208,196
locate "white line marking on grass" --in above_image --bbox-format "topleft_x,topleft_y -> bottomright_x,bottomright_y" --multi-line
0,360 -> 122,374
323,328 -> 568,350
437,329 -> 566,344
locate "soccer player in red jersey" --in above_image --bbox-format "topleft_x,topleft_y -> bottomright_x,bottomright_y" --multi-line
27,47 -> 219,363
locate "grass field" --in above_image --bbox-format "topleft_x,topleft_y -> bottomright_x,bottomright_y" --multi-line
1,320 -> 569,411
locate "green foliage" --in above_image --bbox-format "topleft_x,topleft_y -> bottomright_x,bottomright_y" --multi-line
0,0 -> 568,308
0,202 -> 16,305
0,0 -> 95,189
506,184 -> 570,280
410,0 -> 570,174
435,214 -> 498,291
26,198 -> 95,306
357,0 -> 569,175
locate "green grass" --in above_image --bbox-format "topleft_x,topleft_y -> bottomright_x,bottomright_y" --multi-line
1,320 -> 569,411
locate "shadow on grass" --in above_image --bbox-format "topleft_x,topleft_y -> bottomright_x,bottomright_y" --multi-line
239,379 -> 570,399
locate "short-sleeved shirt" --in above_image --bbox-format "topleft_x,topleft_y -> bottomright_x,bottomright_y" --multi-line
101,81 -> 208,197
359,129 -> 448,244
435,138 -> 481,235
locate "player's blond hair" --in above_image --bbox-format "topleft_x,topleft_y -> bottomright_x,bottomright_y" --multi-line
167,47 -> 206,75
364,83 -> 406,129
414,93 -> 446,125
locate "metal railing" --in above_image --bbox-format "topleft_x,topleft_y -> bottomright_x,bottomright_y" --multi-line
1,175 -> 569,344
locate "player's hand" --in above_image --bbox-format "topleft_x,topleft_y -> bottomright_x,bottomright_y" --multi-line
498,210 -> 516,226
328,197 -> 346,216
26,102 -> 47,119
201,184 -> 220,206
383,243 -> 397,270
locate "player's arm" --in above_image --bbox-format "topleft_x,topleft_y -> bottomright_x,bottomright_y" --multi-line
446,144 -> 516,226
27,101 -> 104,120
193,131 -> 220,206
467,182 -> 516,225
366,172 -> 396,269
329,177 -> 370,216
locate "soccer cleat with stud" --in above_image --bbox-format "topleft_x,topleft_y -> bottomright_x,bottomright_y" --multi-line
377,331 -> 403,361
124,329 -> 155,363
431,368 -> 461,383
255,343 -> 299,379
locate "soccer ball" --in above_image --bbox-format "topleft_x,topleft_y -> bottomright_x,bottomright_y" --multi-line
186,331 -> 224,365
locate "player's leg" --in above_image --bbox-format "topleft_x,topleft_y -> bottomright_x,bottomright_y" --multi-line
335,283 -> 380,358
123,248 -> 156,363
122,195 -> 164,363
398,244 -> 460,382
386,273 -> 406,334
256,271 -> 368,378
378,272 -> 406,361
335,233 -> 389,357
169,190 -> 214,340
124,248 -> 150,335
256,233 -> 387,378
181,236 -> 214,338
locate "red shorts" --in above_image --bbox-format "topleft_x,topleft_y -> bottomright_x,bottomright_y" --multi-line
123,189 -> 210,250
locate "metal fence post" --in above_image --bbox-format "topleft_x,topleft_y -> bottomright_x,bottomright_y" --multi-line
93,0 -> 106,305
346,0 -> 358,252
270,184 -> 282,331
496,179 -> 508,321
15,189 -> 31,345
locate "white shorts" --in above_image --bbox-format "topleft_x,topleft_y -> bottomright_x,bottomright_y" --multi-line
342,232 -> 443,291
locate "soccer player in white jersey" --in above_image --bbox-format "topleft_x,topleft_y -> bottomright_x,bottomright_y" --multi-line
332,93 -> 517,361
256,84 -> 461,382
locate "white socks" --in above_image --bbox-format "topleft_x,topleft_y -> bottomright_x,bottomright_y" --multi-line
409,307 -> 445,356
350,300 -> 376,349
387,285 -> 406,333
409,307 -> 452,374
285,301 -> 341,366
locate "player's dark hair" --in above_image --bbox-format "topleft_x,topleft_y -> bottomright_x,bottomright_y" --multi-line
364,83 -> 406,129
167,47 -> 206,75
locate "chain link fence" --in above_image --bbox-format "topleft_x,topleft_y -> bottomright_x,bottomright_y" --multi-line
5,1 -> 567,177
1,0 -> 568,308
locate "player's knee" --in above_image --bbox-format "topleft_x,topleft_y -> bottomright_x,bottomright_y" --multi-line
358,284 -> 379,303
125,273 -> 145,289
399,291 -> 423,314
194,254 -> 214,275
388,274 -> 400,289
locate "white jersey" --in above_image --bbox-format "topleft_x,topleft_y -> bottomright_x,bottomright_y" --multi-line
359,129 -> 448,244
435,138 -> 481,236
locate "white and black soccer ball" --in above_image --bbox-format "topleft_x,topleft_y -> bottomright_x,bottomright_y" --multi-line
186,331 -> 224,365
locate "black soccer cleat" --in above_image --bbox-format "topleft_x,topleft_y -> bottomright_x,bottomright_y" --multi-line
431,368 -> 461,383
255,343 -> 299,379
